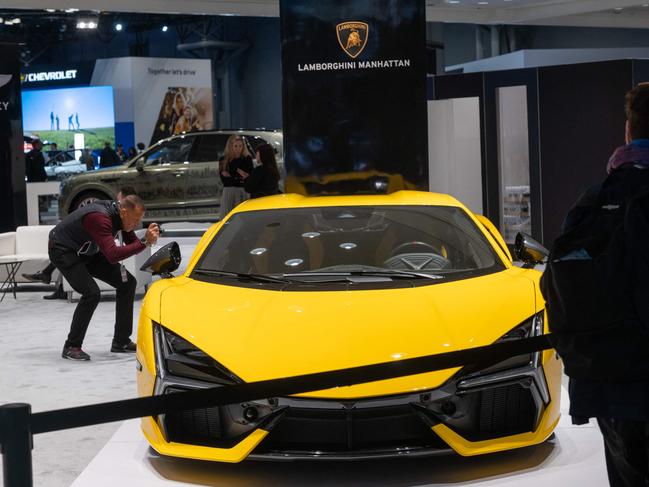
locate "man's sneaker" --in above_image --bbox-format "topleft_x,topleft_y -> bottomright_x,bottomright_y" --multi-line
44,286 -> 67,300
62,346 -> 91,361
22,271 -> 52,284
110,340 -> 136,353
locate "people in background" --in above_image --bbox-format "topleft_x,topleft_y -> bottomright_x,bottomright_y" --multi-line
127,146 -> 137,159
100,141 -> 120,168
171,92 -> 186,135
25,139 -> 47,182
218,135 -> 253,219
116,144 -> 127,163
67,114 -> 74,131
49,194 -> 158,360
50,111 -> 55,130
75,112 -> 80,130
136,142 -> 146,154
55,115 -> 60,131
238,143 -> 280,199
80,147 -> 95,171
23,187 -> 140,300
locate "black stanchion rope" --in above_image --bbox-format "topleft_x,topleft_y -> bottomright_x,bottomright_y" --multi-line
28,334 -> 553,435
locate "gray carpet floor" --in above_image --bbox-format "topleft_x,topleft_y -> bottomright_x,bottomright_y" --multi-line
1,288 -> 145,487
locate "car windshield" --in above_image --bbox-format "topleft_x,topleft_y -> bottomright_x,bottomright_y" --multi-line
194,205 -> 504,282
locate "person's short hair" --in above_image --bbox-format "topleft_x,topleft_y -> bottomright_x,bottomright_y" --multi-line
120,194 -> 145,211
104,141 -> 111,147
625,83 -> 649,140
51,143 -> 58,148
117,144 -> 123,148
119,186 -> 138,198
136,142 -> 145,150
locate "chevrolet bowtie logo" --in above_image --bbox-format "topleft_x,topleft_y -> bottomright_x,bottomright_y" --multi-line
336,22 -> 368,59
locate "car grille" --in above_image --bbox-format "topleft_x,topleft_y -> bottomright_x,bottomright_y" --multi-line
450,382 -> 538,441
164,406 -> 224,447
256,404 -> 446,454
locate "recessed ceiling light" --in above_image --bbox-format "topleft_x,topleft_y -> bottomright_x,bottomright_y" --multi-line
478,1 -> 489,4
614,7 -> 623,11
448,0 -> 460,3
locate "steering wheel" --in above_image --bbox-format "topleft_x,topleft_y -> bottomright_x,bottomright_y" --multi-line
383,241 -> 452,271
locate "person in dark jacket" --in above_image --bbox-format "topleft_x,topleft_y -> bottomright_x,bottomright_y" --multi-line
49,195 -> 159,361
563,82 -> 649,487
218,135 -> 253,218
238,143 -> 280,199
99,141 -> 120,168
25,139 -> 47,182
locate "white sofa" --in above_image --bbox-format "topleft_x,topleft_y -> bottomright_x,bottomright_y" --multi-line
62,229 -> 152,302
0,225 -> 57,284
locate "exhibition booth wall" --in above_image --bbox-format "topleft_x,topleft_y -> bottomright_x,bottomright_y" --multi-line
0,44 -> 26,234
22,57 -> 214,151
430,58 -> 649,246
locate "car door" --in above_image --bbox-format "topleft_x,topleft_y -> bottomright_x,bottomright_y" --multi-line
185,133 -> 231,220
125,136 -> 193,221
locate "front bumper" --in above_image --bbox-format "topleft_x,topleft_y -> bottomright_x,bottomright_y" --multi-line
139,326 -> 561,462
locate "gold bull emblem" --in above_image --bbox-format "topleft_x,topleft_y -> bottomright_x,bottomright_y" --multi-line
336,22 -> 369,59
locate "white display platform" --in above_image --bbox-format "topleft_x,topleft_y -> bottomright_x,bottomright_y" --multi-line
71,384 -> 609,486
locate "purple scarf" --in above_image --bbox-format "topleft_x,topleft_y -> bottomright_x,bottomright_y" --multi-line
606,143 -> 649,174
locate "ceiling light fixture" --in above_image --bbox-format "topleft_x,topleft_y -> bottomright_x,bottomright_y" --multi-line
115,23 -> 123,31
65,8 -> 79,13
76,18 -> 98,29
162,25 -> 169,32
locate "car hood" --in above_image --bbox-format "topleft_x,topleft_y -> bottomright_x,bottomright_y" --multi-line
157,268 -> 538,399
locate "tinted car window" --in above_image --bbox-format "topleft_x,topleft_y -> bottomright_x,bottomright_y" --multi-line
196,205 -> 504,278
138,137 -> 194,166
190,134 -> 230,163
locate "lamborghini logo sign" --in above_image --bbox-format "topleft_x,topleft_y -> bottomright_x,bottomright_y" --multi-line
336,22 -> 368,59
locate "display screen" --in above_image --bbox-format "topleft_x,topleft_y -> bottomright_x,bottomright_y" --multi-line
21,85 -> 115,149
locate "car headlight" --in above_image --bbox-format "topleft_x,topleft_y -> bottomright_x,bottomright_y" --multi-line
462,312 -> 544,378
155,324 -> 242,385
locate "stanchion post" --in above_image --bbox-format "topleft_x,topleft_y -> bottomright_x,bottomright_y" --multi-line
0,403 -> 33,487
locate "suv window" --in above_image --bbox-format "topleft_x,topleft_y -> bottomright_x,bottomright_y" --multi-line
137,137 -> 194,167
190,134 -> 230,163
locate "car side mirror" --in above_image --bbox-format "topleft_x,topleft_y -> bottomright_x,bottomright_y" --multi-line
136,158 -> 145,172
514,232 -> 548,268
140,241 -> 181,278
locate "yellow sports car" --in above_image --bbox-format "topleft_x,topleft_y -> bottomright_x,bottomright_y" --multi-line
136,191 -> 561,462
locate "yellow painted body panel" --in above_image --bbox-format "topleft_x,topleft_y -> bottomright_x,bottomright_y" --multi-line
142,415 -> 268,463
157,268 -> 536,399
136,191 -> 562,461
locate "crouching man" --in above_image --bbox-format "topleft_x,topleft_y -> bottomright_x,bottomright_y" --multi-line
49,195 -> 159,361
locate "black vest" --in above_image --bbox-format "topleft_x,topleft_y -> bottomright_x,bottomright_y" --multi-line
50,200 -> 122,256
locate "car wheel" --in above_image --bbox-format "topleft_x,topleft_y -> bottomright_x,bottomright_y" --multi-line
71,191 -> 109,211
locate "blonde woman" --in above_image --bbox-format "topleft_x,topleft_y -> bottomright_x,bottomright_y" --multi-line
219,135 -> 253,219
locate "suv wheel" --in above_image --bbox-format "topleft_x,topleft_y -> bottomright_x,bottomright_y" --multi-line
71,191 -> 109,212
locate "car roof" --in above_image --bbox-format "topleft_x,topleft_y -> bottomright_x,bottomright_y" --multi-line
229,191 -> 466,214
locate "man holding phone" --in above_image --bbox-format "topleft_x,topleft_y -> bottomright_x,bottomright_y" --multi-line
48,194 -> 160,361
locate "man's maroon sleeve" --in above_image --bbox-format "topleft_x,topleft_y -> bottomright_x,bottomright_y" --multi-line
82,213 -> 145,264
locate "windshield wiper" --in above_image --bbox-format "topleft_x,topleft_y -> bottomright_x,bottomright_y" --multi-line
194,269 -> 291,284
283,270 -> 444,280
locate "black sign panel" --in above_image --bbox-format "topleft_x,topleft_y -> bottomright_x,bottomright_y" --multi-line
0,44 -> 27,232
281,0 -> 428,195
20,62 -> 95,88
